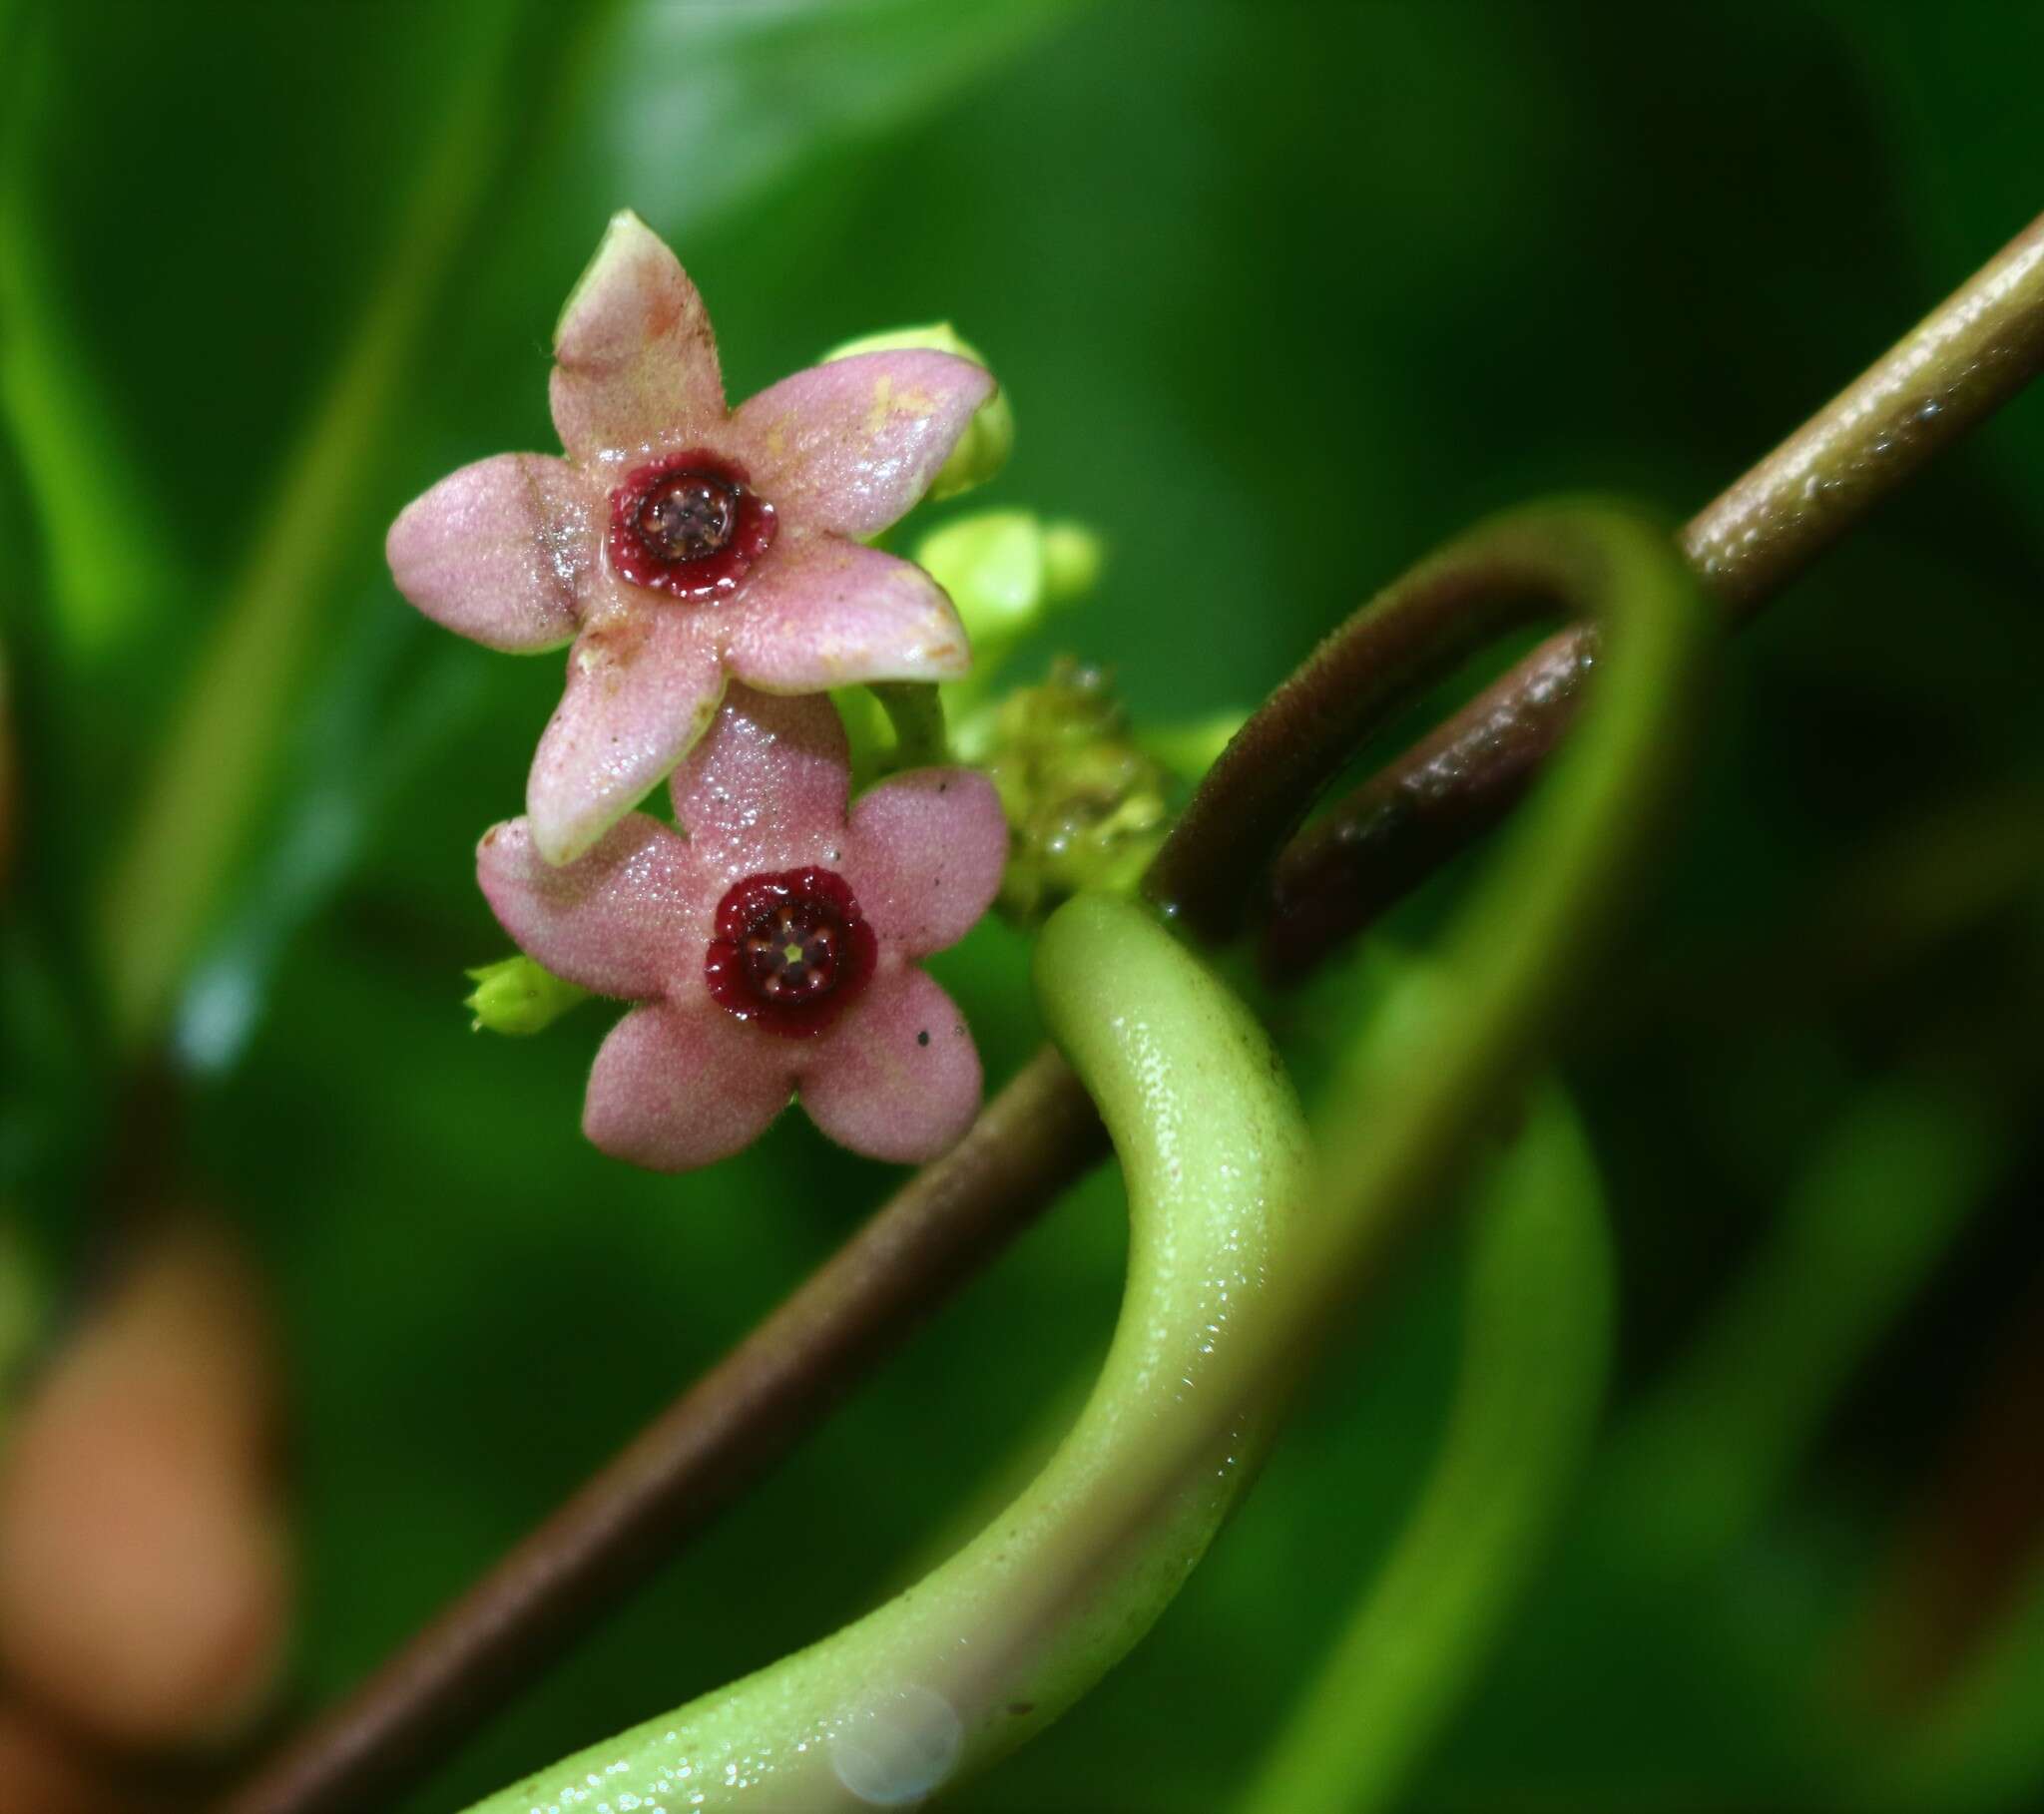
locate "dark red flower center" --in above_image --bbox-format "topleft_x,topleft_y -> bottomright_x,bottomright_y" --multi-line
608,451 -> 776,601
705,867 -> 876,1038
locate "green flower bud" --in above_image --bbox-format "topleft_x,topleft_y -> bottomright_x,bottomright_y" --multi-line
915,513 -> 1108,739
982,660 -> 1173,926
465,956 -> 590,1037
822,322 -> 1012,500
1040,520 -> 1106,604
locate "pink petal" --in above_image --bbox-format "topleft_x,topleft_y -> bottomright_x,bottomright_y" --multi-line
797,967 -> 981,1163
527,603 -> 726,866
583,1002 -> 793,1172
666,683 -> 851,881
843,769 -> 1007,957
550,212 -> 725,462
723,535 -> 970,693
385,454 -> 593,652
476,814 -> 701,998
729,350 -> 995,538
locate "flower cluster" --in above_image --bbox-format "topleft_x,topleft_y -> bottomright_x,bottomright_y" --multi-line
387,213 -> 1008,1170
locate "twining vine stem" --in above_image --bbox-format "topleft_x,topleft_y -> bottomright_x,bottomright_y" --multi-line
1262,208 -> 2044,980
225,208 -> 2044,1814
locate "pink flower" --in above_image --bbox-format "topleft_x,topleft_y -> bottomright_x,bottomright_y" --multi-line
388,211 -> 996,866
477,685 -> 1007,1170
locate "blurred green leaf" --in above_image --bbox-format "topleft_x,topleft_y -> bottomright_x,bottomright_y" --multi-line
1243,1081 -> 1614,1814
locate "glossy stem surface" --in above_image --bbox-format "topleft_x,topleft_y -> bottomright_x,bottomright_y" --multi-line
1239,1081 -> 1613,1814
924,498 -> 1708,1809
227,202 -> 2044,1805
222,1049 -> 1106,1814
1265,208 -> 2044,980
465,894 -> 1309,1813
228,501 -> 1699,1814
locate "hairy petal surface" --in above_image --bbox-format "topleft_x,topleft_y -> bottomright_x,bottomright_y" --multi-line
551,211 -> 725,462
385,454 -> 593,652
845,770 -> 1007,957
730,349 -> 995,538
724,536 -> 970,693
528,608 -> 726,867
667,684 -> 850,881
583,1002 -> 791,1172
798,966 -> 981,1163
476,815 -> 700,998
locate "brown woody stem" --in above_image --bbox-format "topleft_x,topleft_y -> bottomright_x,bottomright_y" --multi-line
223,1051 -> 1106,1814
227,209 -> 2044,1814
1264,209 -> 2044,982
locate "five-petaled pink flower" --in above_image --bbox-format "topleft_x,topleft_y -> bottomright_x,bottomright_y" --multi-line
477,685 -> 1007,1170
388,210 -> 996,866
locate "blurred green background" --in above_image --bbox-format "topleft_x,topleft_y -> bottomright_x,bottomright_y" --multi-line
4,1 -> 2043,1808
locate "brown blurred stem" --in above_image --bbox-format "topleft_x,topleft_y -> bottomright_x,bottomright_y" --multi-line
1264,208 -> 2044,982
222,1052 -> 1107,1814
225,211 -> 2044,1814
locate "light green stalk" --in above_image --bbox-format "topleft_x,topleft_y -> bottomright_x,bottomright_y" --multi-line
868,680 -> 950,771
467,893 -> 1310,1812
90,9 -> 529,1055
1240,1080 -> 1613,1814
1602,1073 -> 2012,1571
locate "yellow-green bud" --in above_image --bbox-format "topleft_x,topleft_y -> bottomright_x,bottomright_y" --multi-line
465,957 -> 590,1037
913,512 -> 1106,679
822,322 -> 1012,500
1040,521 -> 1106,603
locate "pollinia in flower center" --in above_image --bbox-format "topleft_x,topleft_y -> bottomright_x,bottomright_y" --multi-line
463,894 -> 1311,1813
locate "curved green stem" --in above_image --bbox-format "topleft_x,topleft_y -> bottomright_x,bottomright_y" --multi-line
466,893 -> 1310,1813
1239,1079 -> 1614,1814
918,500 -> 1708,1792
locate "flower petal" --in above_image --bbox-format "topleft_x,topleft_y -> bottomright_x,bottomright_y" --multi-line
843,769 -> 1006,957
528,604 -> 726,866
667,683 -> 851,881
550,211 -> 725,461
385,454 -> 593,652
583,1001 -> 792,1172
476,813 -> 701,998
729,350 -> 995,538
797,967 -> 981,1163
723,535 -> 970,693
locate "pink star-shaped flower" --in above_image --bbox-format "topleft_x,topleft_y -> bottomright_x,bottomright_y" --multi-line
476,685 -> 1007,1170
388,211 -> 996,865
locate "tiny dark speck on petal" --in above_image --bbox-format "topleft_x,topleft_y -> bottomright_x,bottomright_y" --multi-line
938,780 -> 949,792
917,1029 -> 930,1046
